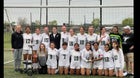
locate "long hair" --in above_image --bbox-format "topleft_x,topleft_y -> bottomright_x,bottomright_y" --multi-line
112,41 -> 120,51
100,26 -> 105,37
38,43 -> 47,54
85,42 -> 92,51
25,26 -> 31,33
74,43 -> 80,51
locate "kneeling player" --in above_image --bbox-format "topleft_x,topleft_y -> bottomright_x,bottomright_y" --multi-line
92,42 -> 103,76
70,43 -> 81,75
81,42 -> 93,75
46,42 -> 58,75
38,43 -> 47,74
112,41 -> 124,77
58,42 -> 70,75
103,44 -> 114,76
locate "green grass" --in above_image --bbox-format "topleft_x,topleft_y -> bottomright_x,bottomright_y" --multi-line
4,32 -> 12,49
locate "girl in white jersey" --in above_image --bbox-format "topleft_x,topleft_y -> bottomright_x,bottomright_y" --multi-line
112,41 -> 124,77
68,28 -> 77,50
22,26 -> 33,69
86,26 -> 98,50
81,42 -> 93,76
103,44 -> 114,76
32,28 -> 42,53
92,42 -> 103,76
60,25 -> 69,48
41,26 -> 50,50
70,43 -> 81,75
98,27 -> 110,51
77,26 -> 87,50
46,42 -> 58,75
58,42 -> 70,75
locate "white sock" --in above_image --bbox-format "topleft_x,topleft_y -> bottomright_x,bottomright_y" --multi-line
27,60 -> 32,69
23,60 -> 27,69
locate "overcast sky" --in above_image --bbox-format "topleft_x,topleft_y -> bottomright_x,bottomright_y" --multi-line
4,0 -> 133,25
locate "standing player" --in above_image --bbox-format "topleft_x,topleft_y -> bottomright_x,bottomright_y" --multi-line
46,42 -> 58,75
60,25 -> 69,48
22,26 -> 33,70
81,42 -> 93,76
109,26 -> 123,49
58,42 -> 70,75
77,26 -> 87,50
98,26 -> 110,51
92,42 -> 103,76
41,26 -> 50,50
68,28 -> 78,50
32,28 -> 42,54
103,44 -> 114,76
86,26 -> 98,50
70,43 -> 81,75
112,41 -> 124,77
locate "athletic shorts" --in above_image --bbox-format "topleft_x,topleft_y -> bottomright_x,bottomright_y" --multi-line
47,65 -> 57,69
93,64 -> 103,69
70,62 -> 80,69
104,67 -> 114,70
114,67 -> 123,72
59,64 -> 69,68
23,49 -> 32,54
80,63 -> 91,69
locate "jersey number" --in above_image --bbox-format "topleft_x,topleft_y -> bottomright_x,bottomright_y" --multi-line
89,41 -> 94,45
44,38 -> 48,42
101,41 -> 105,45
50,55 -> 52,59
114,55 -> 118,60
74,56 -> 79,61
26,39 -> 30,44
80,40 -> 84,45
69,41 -> 73,46
63,54 -> 66,59
104,57 -> 109,62
36,40 -> 39,44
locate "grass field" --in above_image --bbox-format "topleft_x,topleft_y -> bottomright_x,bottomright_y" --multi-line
4,32 -> 133,78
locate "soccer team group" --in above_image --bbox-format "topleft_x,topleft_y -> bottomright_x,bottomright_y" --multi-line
11,25 -> 134,77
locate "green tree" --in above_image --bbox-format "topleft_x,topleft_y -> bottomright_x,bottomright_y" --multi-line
91,18 -> 100,30
122,18 -> 133,27
49,20 -> 57,25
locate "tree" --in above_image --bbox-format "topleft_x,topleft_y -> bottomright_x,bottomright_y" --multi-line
122,18 -> 133,27
17,17 -> 28,26
91,18 -> 100,30
49,20 -> 57,25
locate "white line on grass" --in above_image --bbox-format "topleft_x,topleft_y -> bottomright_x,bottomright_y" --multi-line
4,60 -> 14,65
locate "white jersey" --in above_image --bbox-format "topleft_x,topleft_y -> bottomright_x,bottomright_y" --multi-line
81,48 -> 92,69
93,49 -> 103,66
46,48 -> 58,67
68,35 -> 77,50
98,33 -> 110,51
77,33 -> 87,50
60,32 -> 69,48
58,48 -> 70,67
32,33 -> 42,50
112,48 -> 124,69
103,50 -> 114,69
41,33 -> 50,49
23,33 -> 33,50
70,50 -> 81,69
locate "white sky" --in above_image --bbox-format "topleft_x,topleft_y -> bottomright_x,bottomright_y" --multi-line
4,0 -> 133,25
